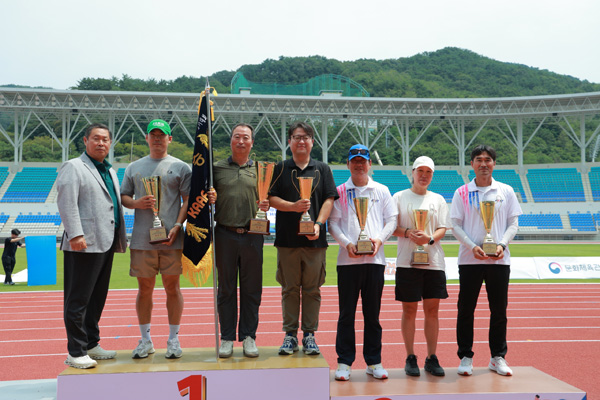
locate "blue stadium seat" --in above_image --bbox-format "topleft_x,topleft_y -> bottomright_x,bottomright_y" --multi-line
589,167 -> 600,202
527,168 -> 585,202
568,212 -> 597,232
371,170 -> 411,196
429,170 -> 465,202
1,167 -> 58,203
519,213 -> 563,229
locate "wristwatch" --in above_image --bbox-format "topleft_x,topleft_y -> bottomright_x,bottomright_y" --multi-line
499,242 -> 507,250
315,221 -> 325,229
174,222 -> 183,228
428,237 -> 435,245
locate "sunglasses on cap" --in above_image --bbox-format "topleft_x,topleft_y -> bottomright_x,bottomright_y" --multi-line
349,149 -> 369,156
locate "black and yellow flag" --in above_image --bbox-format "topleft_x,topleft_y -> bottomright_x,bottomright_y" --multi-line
182,91 -> 213,287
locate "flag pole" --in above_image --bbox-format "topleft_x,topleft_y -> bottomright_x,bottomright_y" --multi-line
205,78 -> 220,359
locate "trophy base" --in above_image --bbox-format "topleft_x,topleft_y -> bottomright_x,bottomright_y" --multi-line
355,239 -> 374,255
410,250 -> 429,266
248,218 -> 270,235
298,220 -> 315,235
482,241 -> 498,256
149,227 -> 169,245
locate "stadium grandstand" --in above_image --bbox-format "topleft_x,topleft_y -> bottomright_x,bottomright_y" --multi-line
1,87 -> 599,241
0,161 -> 598,241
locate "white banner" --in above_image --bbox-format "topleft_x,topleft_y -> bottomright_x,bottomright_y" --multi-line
384,257 -> 600,280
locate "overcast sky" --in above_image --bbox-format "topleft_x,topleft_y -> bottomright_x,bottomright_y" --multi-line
2,0 -> 599,91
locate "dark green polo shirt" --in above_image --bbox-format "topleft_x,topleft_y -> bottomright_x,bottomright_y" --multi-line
213,156 -> 259,227
86,152 -> 121,229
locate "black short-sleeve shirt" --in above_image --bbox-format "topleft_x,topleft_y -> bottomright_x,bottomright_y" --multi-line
2,237 -> 22,259
269,158 -> 338,248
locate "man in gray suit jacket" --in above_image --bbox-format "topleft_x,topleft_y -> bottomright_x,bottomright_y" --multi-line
57,123 -> 128,369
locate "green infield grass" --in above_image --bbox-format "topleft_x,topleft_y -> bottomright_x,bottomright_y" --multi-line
1,242 -> 599,292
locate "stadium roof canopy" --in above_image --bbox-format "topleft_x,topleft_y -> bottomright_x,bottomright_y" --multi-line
1,87 -> 600,169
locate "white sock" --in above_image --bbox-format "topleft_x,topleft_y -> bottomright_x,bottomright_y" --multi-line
140,323 -> 151,341
169,325 -> 180,341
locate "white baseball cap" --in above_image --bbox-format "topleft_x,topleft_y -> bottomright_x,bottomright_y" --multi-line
412,156 -> 435,171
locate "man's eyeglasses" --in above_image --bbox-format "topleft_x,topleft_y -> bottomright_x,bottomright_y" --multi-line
291,135 -> 312,142
349,149 -> 369,156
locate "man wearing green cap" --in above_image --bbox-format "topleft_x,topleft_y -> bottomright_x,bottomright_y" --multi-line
121,119 -> 192,359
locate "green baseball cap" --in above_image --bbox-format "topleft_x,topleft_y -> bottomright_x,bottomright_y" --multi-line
147,119 -> 172,136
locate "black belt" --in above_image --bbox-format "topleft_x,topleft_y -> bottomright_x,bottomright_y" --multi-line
219,225 -> 249,234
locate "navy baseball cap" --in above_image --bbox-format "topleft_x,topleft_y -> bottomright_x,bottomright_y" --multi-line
348,144 -> 370,161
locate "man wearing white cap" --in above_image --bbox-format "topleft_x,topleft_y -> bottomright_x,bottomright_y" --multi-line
393,155 -> 448,377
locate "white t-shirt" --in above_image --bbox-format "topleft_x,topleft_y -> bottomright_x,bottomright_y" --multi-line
328,177 -> 398,266
450,178 -> 523,265
394,189 -> 448,271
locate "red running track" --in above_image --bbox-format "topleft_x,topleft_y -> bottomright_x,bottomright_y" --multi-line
0,283 -> 598,398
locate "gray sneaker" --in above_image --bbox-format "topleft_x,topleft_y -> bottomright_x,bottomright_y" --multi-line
242,337 -> 259,358
65,355 -> 97,369
132,339 -> 155,359
165,338 -> 183,359
219,340 -> 234,358
87,345 -> 116,360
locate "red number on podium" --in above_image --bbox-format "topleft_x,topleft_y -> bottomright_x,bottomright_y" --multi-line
177,375 -> 206,400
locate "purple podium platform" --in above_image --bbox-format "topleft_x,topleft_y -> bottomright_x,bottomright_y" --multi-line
329,367 -> 586,400
57,346 -> 330,400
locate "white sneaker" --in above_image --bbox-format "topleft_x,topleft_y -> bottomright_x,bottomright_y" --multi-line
366,363 -> 388,380
132,339 -> 155,359
335,363 -> 351,381
165,338 -> 183,359
87,345 -> 116,360
219,340 -> 234,358
489,356 -> 513,376
242,337 -> 259,358
458,357 -> 473,376
64,355 -> 97,369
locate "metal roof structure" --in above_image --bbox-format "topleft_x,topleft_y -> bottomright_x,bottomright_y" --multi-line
2,87 -> 600,169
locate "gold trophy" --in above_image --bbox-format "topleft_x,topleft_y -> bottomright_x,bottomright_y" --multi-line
142,176 -> 169,244
292,170 -> 320,235
353,197 -> 373,255
480,199 -> 500,255
249,161 -> 281,235
408,203 -> 430,266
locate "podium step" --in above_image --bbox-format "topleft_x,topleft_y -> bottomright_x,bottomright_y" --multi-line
329,367 -> 586,400
58,346 -> 330,400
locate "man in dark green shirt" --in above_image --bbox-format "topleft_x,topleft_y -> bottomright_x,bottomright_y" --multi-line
208,123 -> 269,358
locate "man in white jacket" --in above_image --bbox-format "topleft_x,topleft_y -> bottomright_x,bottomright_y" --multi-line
328,144 -> 397,381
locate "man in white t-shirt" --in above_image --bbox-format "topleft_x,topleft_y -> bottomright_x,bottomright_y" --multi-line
450,144 -> 522,377
393,156 -> 449,377
328,144 -> 397,381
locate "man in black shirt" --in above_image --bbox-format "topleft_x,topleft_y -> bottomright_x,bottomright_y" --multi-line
269,121 -> 338,356
2,229 -> 24,285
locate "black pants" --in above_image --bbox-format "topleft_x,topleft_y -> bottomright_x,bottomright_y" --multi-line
336,263 -> 385,366
456,264 -> 510,359
63,241 -> 116,357
2,256 -> 15,284
215,225 -> 263,341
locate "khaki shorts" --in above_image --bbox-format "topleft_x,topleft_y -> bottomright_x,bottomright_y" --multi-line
130,249 -> 183,278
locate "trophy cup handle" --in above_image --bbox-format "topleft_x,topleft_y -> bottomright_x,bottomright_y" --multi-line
269,162 -> 284,193
291,169 -> 300,195
310,170 -> 321,197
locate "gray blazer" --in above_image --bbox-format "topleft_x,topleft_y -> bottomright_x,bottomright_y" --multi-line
56,153 -> 127,253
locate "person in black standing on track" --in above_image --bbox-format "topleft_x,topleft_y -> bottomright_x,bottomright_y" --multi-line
3,229 -> 24,285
